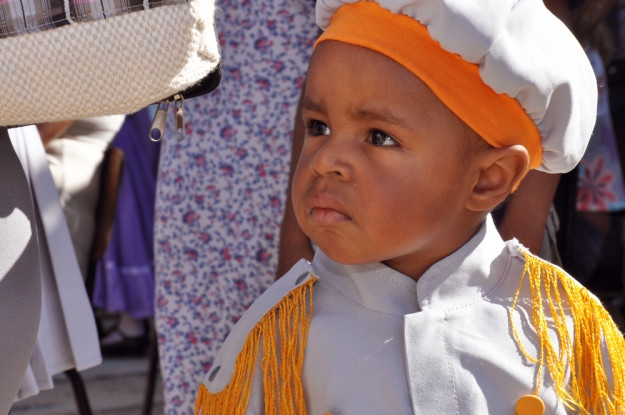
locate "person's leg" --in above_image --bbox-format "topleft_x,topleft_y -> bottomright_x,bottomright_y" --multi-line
0,127 -> 42,415
45,115 -> 125,278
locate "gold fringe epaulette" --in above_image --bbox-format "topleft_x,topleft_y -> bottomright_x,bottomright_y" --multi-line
195,276 -> 316,415
511,250 -> 625,414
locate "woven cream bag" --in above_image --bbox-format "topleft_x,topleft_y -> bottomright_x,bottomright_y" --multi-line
0,0 -> 220,126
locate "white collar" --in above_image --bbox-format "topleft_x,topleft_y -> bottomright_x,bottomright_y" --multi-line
415,214 -> 508,310
311,215 -> 508,315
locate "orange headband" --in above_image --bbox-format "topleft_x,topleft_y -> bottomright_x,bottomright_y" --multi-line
315,2 -> 543,169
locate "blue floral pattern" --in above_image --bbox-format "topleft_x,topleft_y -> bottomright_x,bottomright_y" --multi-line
153,0 -> 317,412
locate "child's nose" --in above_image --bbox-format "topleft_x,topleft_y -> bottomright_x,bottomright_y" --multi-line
309,136 -> 354,180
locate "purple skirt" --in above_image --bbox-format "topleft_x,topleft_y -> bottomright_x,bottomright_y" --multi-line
93,108 -> 161,319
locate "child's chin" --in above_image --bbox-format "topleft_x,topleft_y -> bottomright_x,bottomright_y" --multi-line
316,243 -> 376,266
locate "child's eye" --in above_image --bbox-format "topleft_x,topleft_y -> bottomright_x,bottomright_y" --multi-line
306,120 -> 331,136
368,130 -> 398,147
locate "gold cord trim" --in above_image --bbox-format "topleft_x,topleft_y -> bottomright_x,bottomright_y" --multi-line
510,250 -> 625,414
195,276 -> 316,415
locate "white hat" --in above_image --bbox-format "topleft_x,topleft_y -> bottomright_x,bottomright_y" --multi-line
315,0 -> 597,173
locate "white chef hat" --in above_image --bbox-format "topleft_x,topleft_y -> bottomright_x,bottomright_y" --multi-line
315,0 -> 597,173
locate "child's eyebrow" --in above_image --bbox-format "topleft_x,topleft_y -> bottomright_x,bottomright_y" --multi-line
302,97 -> 326,113
351,107 -> 411,130
302,98 -> 412,130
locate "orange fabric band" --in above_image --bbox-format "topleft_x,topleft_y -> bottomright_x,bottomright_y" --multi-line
315,2 -> 543,169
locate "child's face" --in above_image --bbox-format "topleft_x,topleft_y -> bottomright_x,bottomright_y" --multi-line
292,41 -> 488,277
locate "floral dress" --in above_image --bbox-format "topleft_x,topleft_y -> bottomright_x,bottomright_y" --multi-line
576,48 -> 625,212
153,0 -> 317,412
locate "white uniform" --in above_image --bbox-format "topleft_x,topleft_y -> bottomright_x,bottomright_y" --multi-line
201,216 -> 574,414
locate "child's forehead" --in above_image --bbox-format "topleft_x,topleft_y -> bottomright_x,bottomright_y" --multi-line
309,41 -> 410,77
306,41 -> 444,115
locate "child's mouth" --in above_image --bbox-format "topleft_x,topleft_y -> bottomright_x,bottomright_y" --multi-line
309,207 -> 352,225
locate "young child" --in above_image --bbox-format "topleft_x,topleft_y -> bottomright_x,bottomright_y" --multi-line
194,0 -> 625,413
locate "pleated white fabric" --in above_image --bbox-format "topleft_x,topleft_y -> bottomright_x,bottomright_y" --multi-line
9,126 -> 101,402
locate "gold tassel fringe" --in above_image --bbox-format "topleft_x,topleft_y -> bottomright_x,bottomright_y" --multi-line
195,276 -> 316,415
510,251 -> 625,414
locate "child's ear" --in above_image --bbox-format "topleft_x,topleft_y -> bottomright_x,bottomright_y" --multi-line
465,145 -> 530,212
